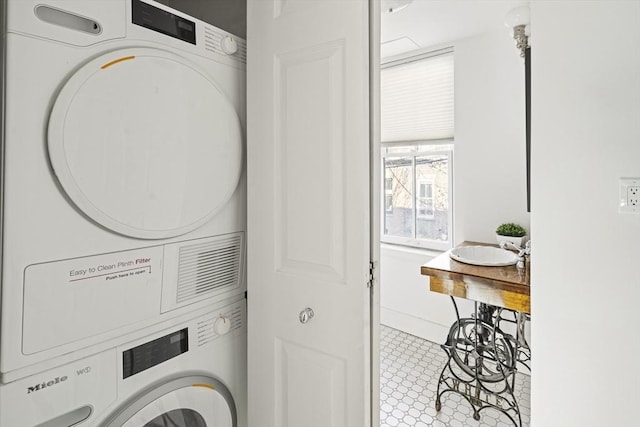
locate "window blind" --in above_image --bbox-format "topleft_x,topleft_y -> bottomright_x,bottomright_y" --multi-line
381,50 -> 454,143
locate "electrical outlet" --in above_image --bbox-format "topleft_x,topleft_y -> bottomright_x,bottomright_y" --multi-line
629,186 -> 640,207
620,178 -> 640,213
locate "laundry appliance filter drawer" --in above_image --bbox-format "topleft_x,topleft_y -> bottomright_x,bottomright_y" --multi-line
20,232 -> 245,357
22,246 -> 164,355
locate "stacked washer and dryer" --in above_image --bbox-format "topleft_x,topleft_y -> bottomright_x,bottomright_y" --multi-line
0,0 -> 247,426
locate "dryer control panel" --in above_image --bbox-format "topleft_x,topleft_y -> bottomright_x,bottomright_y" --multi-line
132,0 -> 196,44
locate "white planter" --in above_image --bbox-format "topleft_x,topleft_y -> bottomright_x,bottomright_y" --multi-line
496,234 -> 526,247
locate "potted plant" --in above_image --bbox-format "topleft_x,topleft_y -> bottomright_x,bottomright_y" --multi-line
496,222 -> 527,247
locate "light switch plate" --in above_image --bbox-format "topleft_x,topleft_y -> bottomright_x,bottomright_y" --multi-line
619,178 -> 640,213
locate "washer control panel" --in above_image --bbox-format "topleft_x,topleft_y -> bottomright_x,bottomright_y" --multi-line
214,316 -> 232,335
220,36 -> 238,55
122,328 -> 188,379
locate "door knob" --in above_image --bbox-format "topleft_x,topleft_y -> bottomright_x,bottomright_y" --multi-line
299,307 -> 315,324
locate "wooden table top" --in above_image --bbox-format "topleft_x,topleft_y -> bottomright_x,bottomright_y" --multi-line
420,241 -> 531,313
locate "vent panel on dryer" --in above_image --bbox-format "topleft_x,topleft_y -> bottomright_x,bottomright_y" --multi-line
176,233 -> 244,304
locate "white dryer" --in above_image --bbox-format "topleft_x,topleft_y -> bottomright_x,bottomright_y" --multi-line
0,0 -> 247,381
0,297 -> 247,427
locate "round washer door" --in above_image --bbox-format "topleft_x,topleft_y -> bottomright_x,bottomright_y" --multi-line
48,47 -> 243,239
105,376 -> 236,427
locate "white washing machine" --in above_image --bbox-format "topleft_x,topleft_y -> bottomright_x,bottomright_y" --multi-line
0,297 -> 247,427
0,0 -> 247,382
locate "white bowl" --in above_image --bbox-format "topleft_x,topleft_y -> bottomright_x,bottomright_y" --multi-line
449,245 -> 519,267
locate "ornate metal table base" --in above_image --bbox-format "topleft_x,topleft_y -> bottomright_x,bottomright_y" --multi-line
435,298 -> 529,427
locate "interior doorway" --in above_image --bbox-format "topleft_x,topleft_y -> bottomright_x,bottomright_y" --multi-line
377,2 -> 532,426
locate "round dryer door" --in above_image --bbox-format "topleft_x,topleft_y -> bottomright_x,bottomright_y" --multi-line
48,47 -> 243,239
104,376 -> 236,427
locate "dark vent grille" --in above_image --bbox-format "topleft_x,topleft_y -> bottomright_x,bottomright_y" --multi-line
177,233 -> 243,304
196,305 -> 243,347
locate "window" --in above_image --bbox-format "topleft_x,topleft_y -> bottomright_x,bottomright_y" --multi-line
381,49 -> 453,250
417,179 -> 434,219
382,145 -> 452,250
384,177 -> 394,213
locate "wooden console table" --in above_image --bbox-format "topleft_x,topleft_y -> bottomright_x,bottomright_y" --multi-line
420,241 -> 531,426
420,241 -> 530,314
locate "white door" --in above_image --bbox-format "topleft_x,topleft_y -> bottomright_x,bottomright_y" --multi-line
48,47 -> 243,239
247,1 -> 373,426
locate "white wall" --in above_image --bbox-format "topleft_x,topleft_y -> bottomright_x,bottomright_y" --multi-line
381,28 -> 531,342
380,245 -> 472,342
531,1 -> 640,426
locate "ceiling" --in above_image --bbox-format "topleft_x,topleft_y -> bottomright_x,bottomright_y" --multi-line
381,0 -> 528,59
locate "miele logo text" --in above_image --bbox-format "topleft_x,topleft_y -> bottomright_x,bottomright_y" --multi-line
27,376 -> 67,394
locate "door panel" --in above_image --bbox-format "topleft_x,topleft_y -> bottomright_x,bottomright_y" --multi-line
47,48 -> 243,239
247,1 -> 371,426
274,338 -> 347,427
274,41 -> 346,281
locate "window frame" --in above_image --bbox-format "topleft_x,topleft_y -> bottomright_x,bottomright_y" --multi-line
381,143 -> 453,251
380,47 -> 455,252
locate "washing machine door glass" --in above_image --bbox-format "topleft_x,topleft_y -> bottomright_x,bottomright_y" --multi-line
120,384 -> 234,427
144,408 -> 206,427
48,47 -> 243,239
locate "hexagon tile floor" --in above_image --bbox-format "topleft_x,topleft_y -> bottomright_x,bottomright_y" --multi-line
380,325 -> 531,427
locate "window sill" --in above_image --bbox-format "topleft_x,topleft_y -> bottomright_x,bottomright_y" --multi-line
380,242 -> 445,259
381,235 -> 450,252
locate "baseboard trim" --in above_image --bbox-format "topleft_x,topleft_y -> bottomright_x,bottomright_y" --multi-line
380,307 -> 449,344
